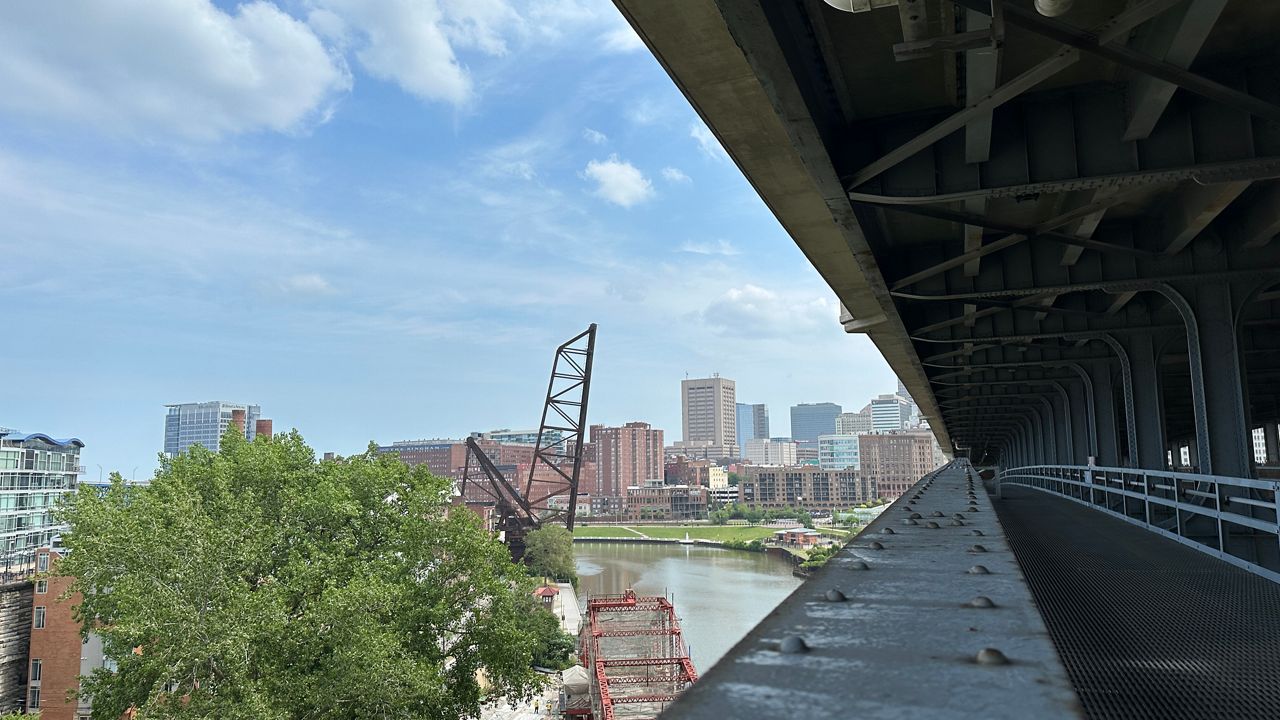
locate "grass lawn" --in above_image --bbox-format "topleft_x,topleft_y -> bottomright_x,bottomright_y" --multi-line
572,526 -> 643,538
573,525 -> 780,542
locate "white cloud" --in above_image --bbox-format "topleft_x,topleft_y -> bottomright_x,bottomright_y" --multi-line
599,25 -> 644,53
680,239 -> 738,256
0,0 -> 350,140
700,285 -> 837,336
277,273 -> 336,296
690,122 -> 729,161
661,167 -> 691,183
584,155 -> 654,208
583,128 -> 608,144
313,0 -> 501,106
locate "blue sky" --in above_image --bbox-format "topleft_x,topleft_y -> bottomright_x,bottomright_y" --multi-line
0,0 -> 897,477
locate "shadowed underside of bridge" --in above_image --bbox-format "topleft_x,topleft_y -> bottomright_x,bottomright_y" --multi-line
613,0 -> 1280,716
997,484 -> 1280,720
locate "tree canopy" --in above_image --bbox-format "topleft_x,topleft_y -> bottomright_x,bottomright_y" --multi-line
57,430 -> 551,720
522,525 -> 577,586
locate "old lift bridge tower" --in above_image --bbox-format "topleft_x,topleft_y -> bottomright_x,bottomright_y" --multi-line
460,324 -> 597,561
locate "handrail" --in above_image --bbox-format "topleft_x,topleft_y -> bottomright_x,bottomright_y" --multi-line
998,464 -> 1280,584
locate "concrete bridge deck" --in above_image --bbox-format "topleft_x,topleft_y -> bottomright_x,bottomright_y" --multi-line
997,484 -> 1280,720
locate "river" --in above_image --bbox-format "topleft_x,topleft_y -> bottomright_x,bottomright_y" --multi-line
574,543 -> 803,673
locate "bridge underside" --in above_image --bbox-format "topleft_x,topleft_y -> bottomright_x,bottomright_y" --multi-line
616,0 -> 1280,480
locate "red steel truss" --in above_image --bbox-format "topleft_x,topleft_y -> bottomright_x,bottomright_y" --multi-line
578,590 -> 698,720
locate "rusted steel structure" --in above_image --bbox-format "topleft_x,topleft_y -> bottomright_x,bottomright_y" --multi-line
578,590 -> 698,720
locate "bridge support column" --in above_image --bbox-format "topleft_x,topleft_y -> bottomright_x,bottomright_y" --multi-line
1087,361 -> 1120,466
1122,333 -> 1167,470
1265,422 -> 1280,466
1067,376 -> 1092,464
1050,388 -> 1072,462
1191,281 -> 1251,477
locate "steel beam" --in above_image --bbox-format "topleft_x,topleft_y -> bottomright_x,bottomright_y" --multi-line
1122,0 -> 1229,141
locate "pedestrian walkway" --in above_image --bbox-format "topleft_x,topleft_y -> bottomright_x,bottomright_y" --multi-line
995,485 -> 1280,720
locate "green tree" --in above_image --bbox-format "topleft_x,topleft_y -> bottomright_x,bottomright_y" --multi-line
57,430 -> 547,720
727,472 -> 741,486
523,525 -> 578,586
523,600 -> 576,670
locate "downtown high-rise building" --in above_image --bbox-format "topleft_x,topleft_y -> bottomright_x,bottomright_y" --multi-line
870,394 -> 913,433
836,409 -> 873,435
163,401 -> 271,457
734,403 -> 770,453
789,402 -> 842,444
681,375 -> 737,456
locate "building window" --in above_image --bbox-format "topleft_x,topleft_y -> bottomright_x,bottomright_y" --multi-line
28,687 -> 38,708
30,658 -> 40,682
36,553 -> 48,572
33,607 -> 45,629
34,580 -> 47,594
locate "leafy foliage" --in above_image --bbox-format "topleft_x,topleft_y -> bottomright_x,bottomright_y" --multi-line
523,525 -> 577,586
523,600 -> 576,670
57,430 -> 547,720
720,538 -> 765,553
708,503 -> 813,526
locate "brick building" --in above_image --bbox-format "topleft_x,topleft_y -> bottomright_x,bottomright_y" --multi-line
28,547 -> 107,719
623,482 -> 707,522
737,466 -> 872,511
590,422 -> 664,511
858,431 -> 938,501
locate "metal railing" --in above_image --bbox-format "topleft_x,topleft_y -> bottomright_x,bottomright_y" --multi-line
999,464 -> 1280,583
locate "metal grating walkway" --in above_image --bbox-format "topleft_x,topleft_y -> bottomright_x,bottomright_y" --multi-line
996,485 -> 1280,720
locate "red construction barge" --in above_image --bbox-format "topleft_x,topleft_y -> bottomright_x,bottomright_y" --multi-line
570,590 -> 698,720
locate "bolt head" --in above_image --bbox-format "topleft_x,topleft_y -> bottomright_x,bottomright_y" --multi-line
779,636 -> 810,654
931,511 -> 944,517
881,527 -> 896,535
949,519 -> 965,527
850,560 -> 870,570
971,530 -> 984,536
869,541 -> 885,550
970,544 -> 987,553
966,596 -> 996,608
909,512 -> 922,519
926,521 -> 940,529
902,519 -> 918,526
968,565 -> 990,575
824,589 -> 847,602
976,647 -> 1009,665
967,507 -> 979,512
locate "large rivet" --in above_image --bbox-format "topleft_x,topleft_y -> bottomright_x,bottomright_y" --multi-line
902,519 -> 918,526
971,530 -> 984,537
869,541 -> 885,550
966,596 -> 996,608
931,511 -> 944,517
926,521 -> 940,529
976,648 -> 1009,665
967,507 -> 979,512
909,512 -> 922,519
968,565 -> 990,575
953,513 -> 965,520
824,589 -> 847,602
970,544 -> 988,553
779,636 -> 810,654
850,561 -> 870,570
949,519 -> 965,527
882,528 -> 896,535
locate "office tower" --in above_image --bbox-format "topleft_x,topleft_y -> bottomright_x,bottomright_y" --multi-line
735,403 -> 771,457
836,409 -> 873,435
744,438 -> 797,466
789,402 -> 842,444
0,428 -> 83,571
818,434 -> 860,470
681,375 -> 737,456
163,401 -> 267,457
870,394 -> 913,433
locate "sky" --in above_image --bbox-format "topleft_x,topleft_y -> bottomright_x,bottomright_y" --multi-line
0,0 -> 898,478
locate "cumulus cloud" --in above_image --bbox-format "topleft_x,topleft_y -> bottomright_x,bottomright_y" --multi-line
584,155 -> 653,208
0,0 -> 351,140
700,285 -> 837,336
313,0 -> 515,106
680,239 -> 738,256
661,167 -> 691,183
690,122 -> 729,161
583,128 -> 608,144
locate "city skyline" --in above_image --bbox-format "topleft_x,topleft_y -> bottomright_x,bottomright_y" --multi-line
1,0 -> 898,477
